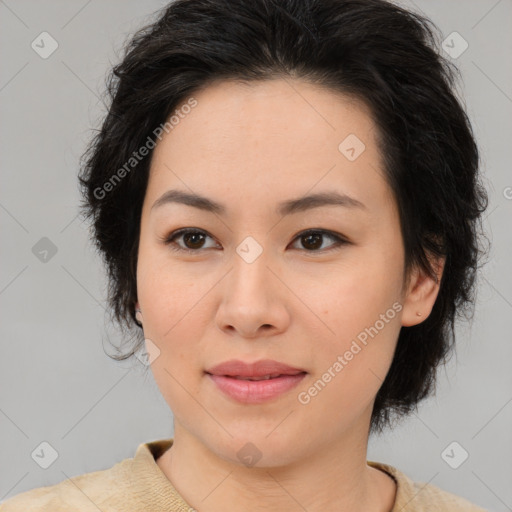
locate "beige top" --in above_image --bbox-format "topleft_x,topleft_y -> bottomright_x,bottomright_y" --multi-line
0,438 -> 487,511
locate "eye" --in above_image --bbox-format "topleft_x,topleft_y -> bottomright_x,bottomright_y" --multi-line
163,228 -> 349,254
289,229 -> 349,253
163,228 -> 219,253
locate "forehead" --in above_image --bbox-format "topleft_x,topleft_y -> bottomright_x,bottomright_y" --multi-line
165,78 -> 378,154
147,78 -> 393,219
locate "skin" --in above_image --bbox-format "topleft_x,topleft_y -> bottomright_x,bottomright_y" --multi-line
135,78 -> 445,512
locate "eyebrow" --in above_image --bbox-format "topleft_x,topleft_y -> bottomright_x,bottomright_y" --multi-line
151,189 -> 366,216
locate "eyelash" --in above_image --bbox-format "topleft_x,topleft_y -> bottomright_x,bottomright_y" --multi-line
162,228 -> 350,254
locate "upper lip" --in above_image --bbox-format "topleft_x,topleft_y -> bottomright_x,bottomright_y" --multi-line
205,359 -> 306,378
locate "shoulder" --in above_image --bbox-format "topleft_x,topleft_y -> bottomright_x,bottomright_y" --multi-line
368,461 -> 488,512
0,439 -> 182,512
0,456 -> 135,511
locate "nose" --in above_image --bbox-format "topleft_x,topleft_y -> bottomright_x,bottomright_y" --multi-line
214,245 -> 291,339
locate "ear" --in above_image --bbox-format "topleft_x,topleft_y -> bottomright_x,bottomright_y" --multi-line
401,255 -> 445,327
135,301 -> 143,325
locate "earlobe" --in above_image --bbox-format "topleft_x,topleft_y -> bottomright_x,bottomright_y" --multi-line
135,301 -> 143,326
401,257 -> 445,327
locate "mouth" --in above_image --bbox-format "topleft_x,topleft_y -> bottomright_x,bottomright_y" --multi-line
205,359 -> 307,404
228,373 -> 296,381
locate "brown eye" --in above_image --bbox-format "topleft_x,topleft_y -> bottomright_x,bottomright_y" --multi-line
164,228 -> 349,254
291,229 -> 349,252
301,232 -> 323,250
164,229 -> 219,253
182,231 -> 206,249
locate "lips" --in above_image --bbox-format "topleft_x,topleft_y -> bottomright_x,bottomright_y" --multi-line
231,374 -> 283,381
205,359 -> 306,378
205,359 -> 307,404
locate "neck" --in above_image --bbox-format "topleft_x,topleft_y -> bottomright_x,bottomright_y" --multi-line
156,417 -> 396,512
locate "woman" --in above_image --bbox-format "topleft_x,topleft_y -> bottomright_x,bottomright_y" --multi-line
1,0 -> 489,510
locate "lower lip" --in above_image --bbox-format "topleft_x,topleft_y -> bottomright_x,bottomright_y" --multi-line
207,373 -> 307,404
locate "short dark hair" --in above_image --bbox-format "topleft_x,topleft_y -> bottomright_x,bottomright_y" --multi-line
78,0 -> 489,433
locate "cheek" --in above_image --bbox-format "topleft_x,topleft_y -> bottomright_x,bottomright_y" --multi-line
136,256 -> 207,409
317,262 -> 403,342
137,242 -> 203,338
299,304 -> 401,425
307,251 -> 404,391
139,265 -> 206,410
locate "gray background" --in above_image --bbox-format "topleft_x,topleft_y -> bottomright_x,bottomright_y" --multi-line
0,0 -> 511,510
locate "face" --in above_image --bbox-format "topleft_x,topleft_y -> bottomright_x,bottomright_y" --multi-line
136,78 -> 426,467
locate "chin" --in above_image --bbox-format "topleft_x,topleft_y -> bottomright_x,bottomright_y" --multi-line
203,427 -> 305,469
